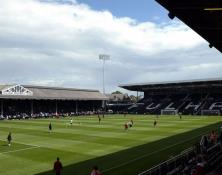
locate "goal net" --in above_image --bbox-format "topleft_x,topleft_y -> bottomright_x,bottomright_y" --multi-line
161,109 -> 178,115
201,110 -> 220,116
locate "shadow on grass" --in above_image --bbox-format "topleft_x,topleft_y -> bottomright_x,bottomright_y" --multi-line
1,144 -> 8,147
35,122 -> 222,175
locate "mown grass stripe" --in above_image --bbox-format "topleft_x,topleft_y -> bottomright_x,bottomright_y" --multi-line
0,115 -> 221,175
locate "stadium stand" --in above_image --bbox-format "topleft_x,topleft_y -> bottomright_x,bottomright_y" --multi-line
137,131 -> 222,175
120,78 -> 222,115
0,84 -> 107,119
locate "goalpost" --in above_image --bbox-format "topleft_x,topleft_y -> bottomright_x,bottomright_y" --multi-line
201,110 -> 220,116
161,109 -> 178,115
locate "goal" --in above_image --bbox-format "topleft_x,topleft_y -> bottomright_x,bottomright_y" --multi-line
201,110 -> 220,116
161,109 -> 178,115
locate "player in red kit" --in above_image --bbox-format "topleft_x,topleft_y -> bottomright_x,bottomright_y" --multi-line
53,157 -> 63,175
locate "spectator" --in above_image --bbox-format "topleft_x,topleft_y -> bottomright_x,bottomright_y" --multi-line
53,157 -> 63,175
191,156 -> 206,175
91,166 -> 102,175
210,130 -> 217,144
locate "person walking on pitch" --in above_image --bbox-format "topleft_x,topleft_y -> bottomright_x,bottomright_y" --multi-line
49,122 -> 52,132
7,132 -> 12,146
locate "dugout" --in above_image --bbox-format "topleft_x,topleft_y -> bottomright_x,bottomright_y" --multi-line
0,84 -> 107,118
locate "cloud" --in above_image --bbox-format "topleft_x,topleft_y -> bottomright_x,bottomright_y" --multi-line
0,0 -> 221,94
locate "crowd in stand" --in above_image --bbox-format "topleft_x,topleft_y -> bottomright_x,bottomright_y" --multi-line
180,130 -> 222,175
139,129 -> 222,175
164,129 -> 222,175
0,110 -> 107,120
189,130 -> 222,175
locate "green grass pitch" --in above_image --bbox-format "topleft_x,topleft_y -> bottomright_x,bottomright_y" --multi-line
0,115 -> 221,175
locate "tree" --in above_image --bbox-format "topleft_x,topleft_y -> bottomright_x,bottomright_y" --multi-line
111,91 -> 122,94
130,95 -> 137,103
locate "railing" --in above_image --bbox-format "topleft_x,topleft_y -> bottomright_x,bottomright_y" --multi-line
137,142 -> 222,175
137,147 -> 194,175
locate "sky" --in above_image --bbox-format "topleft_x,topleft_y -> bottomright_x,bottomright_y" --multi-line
0,0 -> 222,94
76,0 -> 170,22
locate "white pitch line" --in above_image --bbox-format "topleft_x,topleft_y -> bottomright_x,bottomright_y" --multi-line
0,146 -> 40,155
0,138 -> 40,148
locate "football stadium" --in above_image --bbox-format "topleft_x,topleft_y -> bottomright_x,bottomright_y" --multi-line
1,0 -> 222,175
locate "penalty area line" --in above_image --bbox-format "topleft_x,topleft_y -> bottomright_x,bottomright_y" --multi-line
0,138 -> 40,148
0,146 -> 40,155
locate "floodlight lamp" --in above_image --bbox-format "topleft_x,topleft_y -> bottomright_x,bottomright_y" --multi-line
99,54 -> 110,61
